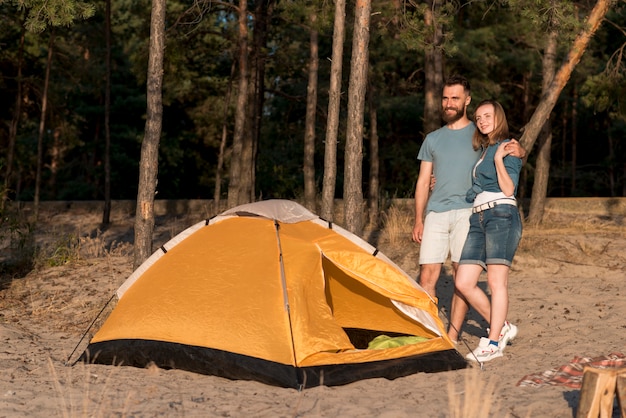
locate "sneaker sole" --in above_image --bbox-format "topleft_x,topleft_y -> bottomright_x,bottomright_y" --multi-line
466,350 -> 503,362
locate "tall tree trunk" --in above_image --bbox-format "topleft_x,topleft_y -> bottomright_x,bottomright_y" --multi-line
3,21 -> 25,210
133,0 -> 166,269
367,83 -> 379,228
528,27 -> 558,225
34,30 -> 55,221
320,0 -> 346,221
255,2 -> 273,202
214,60 -> 236,210
607,125 -> 615,196
343,0 -> 371,235
49,127 -> 61,197
240,67 -> 255,204
227,0 -> 249,208
560,102 -> 568,196
303,11 -> 319,212
606,125 -> 615,197
517,72 -> 533,209
423,0 -> 444,135
519,0 -> 611,155
102,0 -> 112,225
571,84 -> 578,194
622,162 -> 626,197
239,0 -> 270,205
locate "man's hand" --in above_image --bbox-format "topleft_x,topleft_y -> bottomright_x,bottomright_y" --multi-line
504,139 -> 527,159
412,222 -> 424,243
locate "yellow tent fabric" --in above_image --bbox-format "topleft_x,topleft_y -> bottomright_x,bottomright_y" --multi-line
82,200 -> 466,388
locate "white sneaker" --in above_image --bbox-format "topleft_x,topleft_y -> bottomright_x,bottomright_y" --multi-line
499,321 -> 518,351
487,321 -> 519,351
466,337 -> 503,362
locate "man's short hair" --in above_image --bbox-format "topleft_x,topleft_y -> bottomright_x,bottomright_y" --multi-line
444,74 -> 471,95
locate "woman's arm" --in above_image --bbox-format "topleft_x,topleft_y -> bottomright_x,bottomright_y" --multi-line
494,142 -> 516,196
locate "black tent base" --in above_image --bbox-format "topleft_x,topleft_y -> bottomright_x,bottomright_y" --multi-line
79,339 -> 467,389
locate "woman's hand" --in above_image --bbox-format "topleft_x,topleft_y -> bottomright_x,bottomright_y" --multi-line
495,141 -> 510,161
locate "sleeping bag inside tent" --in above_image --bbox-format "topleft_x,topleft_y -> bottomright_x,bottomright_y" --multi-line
80,199 -> 466,388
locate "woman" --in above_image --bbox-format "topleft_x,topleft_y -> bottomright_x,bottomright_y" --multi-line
455,99 -> 523,363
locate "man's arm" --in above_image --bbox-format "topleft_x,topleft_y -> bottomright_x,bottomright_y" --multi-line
412,160 -> 433,243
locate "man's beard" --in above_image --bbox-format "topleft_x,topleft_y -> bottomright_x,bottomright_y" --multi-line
442,105 -> 465,124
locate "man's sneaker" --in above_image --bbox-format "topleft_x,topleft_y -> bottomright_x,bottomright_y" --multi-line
465,337 -> 503,362
499,321 -> 518,350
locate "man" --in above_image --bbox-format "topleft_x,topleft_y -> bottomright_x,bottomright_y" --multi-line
412,74 -> 524,345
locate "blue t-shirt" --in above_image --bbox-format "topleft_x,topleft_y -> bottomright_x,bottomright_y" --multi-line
467,139 -> 523,201
417,123 -> 481,213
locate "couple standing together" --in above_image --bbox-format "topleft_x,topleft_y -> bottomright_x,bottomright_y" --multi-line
412,74 -> 525,363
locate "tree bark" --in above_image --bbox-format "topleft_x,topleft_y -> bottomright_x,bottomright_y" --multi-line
571,84 -> 578,194
49,128 -> 62,197
528,27 -> 558,225
423,0 -> 444,135
239,0 -> 270,205
608,125 -> 615,196
519,0 -> 611,156
3,21 -> 25,210
320,0 -> 346,222
227,0 -> 249,208
133,0 -> 166,269
343,0 -> 371,235
560,102 -> 568,196
102,0 -> 112,225
367,83 -> 379,228
215,60 -> 236,210
303,11 -> 319,212
34,30 -> 55,221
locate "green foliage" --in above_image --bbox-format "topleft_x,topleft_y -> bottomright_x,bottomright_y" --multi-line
3,0 -> 96,33
580,73 -> 621,115
579,5 -> 626,121
395,1 -> 457,56
505,0 -> 581,41
0,0 -> 623,204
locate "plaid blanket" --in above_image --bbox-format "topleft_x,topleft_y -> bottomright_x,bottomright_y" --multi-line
517,352 -> 626,388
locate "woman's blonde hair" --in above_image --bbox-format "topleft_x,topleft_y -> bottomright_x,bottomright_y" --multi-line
472,99 -> 509,150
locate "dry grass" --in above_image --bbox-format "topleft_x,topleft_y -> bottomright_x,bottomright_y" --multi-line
447,367 -> 501,418
523,209 -> 625,236
446,366 -> 537,418
79,230 -> 133,259
380,204 -> 414,246
48,357 -> 138,418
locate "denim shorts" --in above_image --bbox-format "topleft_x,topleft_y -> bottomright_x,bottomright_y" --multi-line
419,208 -> 472,264
459,204 -> 522,269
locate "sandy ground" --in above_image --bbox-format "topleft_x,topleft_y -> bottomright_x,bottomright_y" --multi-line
0,202 -> 625,417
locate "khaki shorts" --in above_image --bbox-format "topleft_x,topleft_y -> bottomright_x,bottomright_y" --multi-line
419,208 -> 472,265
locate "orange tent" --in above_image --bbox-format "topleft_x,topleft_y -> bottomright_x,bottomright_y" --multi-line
81,200 -> 465,388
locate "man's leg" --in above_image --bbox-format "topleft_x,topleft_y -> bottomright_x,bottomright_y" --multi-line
447,208 -> 473,342
447,262 -> 469,342
418,211 -> 449,300
418,263 -> 442,300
